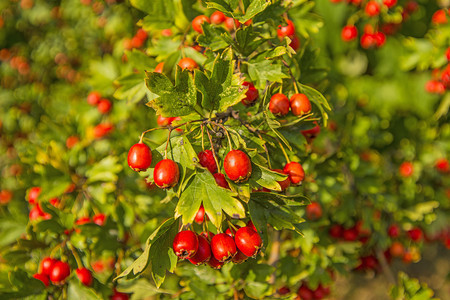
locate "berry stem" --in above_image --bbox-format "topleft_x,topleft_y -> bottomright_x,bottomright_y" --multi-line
164,129 -> 173,159
205,125 -> 221,173
210,121 -> 233,151
277,138 -> 290,164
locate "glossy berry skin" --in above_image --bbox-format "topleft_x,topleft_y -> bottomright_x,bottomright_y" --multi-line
188,235 -> 211,265
40,257 -> 57,276
247,220 -> 257,232
225,225 -> 240,237
306,202 -> 322,220
407,227 -> 423,242
49,261 -> 71,284
224,150 -> 252,182
360,33 -> 376,49
241,81 -> 259,106
234,226 -> 262,257
157,115 -> 179,127
213,173 -> 230,189
432,9 -> 447,24
127,143 -> 152,172
210,11 -> 225,24
192,15 -> 210,34
277,19 -> 295,38
290,93 -> 311,116
153,159 -> 179,188
435,158 -> 450,173
33,273 -> 50,287
442,69 -> 450,89
211,233 -> 237,262
399,161 -> 413,177
198,150 -> 217,173
365,1 -> 380,16
425,80 -> 445,94
93,213 -> 106,226
383,0 -> 397,8
154,62 -> 164,73
341,25 -> 358,41
178,58 -> 198,70
87,91 -> 101,106
269,93 -> 290,116
272,169 -> 290,191
76,268 -> 93,286
173,230 -> 199,259
224,17 -> 240,31
374,32 -> 386,48
194,204 -> 205,224
207,254 -> 224,269
283,162 -> 305,185
97,99 -> 112,114
28,186 -> 41,205
388,224 -> 400,238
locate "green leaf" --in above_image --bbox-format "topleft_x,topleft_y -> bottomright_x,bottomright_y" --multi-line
115,218 -> 179,288
197,23 -> 229,52
67,281 -> 102,300
85,156 -> 123,183
249,163 -> 287,191
194,48 -> 246,112
0,218 -> 27,247
133,0 -> 176,30
175,171 -> 245,229
145,69 -> 198,117
114,73 -> 149,104
247,59 -> 289,89
238,0 -> 271,23
204,0 -> 239,16
299,83 -> 331,126
234,26 -> 266,57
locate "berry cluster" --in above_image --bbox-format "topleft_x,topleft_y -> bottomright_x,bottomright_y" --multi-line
269,92 -> 312,117
85,92 -> 114,139
425,48 -> 450,95
296,281 -> 331,300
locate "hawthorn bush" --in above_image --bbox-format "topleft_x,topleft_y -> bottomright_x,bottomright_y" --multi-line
0,0 -> 449,299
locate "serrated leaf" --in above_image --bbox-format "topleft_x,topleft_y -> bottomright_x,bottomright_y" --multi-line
197,23 -> 229,51
146,69 -> 198,117
133,0 -> 176,30
238,0 -> 271,23
175,171 -> 245,229
249,163 -> 287,191
204,0 -> 239,16
248,59 -> 289,89
233,26 -> 266,56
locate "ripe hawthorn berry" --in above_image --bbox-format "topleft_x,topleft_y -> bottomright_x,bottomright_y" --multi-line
297,285 -> 314,300
269,93 -> 290,116
0,190 -> 12,205
40,257 -> 57,276
207,254 -> 224,269
432,9 -> 448,25
290,34 -> 301,51
442,69 -> 450,89
76,267 -> 93,286
153,159 -> 180,188
28,186 -> 41,205
33,273 -> 50,287
93,123 -> 114,138
198,150 -> 217,173
224,150 -> 252,182
306,202 -> 322,220
360,33 -> 376,49
154,62 -> 164,73
75,216 -> 91,225
435,158 -> 450,173
388,224 -> 400,238
407,227 -> 423,242
390,241 -> 405,257
111,289 -> 130,300
283,162 -> 305,185
225,225 -> 240,237
157,115 -> 179,127
66,135 -> 79,149
49,260 -> 71,284
131,36 -> 144,48
188,235 -> 212,265
192,15 -> 210,34
135,28 -> 148,40
241,81 -> 259,106
194,204 -> 205,224
383,0 -> 397,8
446,47 -> 450,62
399,161 -> 414,177
425,80 -> 445,94
127,143 -> 152,172
341,25 -> 358,41
290,93 -> 311,116
234,226 -> 262,257
178,57 -> 198,70
343,227 -> 359,241
87,91 -> 101,106
173,230 -> 199,259
93,213 -> 106,226
213,173 -> 230,189
97,99 -> 112,114
365,1 -> 380,17
373,32 -> 386,48
210,11 -> 225,24
277,19 -> 295,38
231,249 -> 248,264
224,17 -> 240,31
161,29 -> 172,37
211,233 -> 237,262
247,220 -> 257,232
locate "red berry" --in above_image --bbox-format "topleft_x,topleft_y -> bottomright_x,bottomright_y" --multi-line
173,231 -> 199,259
161,29 -> 172,37
194,204 -> 205,224
207,254 -> 224,269
290,93 -> 311,116
75,216 -> 91,225
211,233 -> 237,262
425,80 -> 445,94
241,81 -> 259,106
93,213 -> 106,226
214,173 -> 230,189
76,268 -> 93,286
28,186 -> 41,205
66,135 -> 79,149
131,36 -> 144,48
234,226 -> 262,257
0,190 -> 12,205
153,159 -> 180,188
435,158 -> 450,173
87,91 -> 101,106
341,25 -> 358,41
29,206 -> 42,220
247,220 -> 257,232
278,286 -> 290,295
49,198 -> 60,207
329,224 -> 343,238
157,115 -> 179,127
210,11 -> 226,24
390,241 -> 405,257
313,284 -> 327,299
188,235 -> 212,265
198,150 -> 218,173
388,224 -> 401,238
306,202 -> 322,220
283,162 -> 305,185
111,289 -> 130,300
269,93 -> 290,116
178,57 -> 198,70
446,47 -> 450,62
343,227 -> 359,241
407,227 -> 423,242
374,32 -> 386,48
225,225 -> 240,237
97,99 -> 112,114
231,249 -> 248,264
33,273 -> 50,287
192,15 -> 210,34
383,0 -> 397,8
365,1 -> 380,16
40,257 -> 57,276
442,69 -> 450,89
154,62 -> 164,73
93,123 -> 114,138
432,9 -> 448,25
297,285 -> 314,300
399,161 -> 413,177
224,150 -> 252,182
49,261 -> 71,284
127,143 -> 152,172
224,17 -> 240,31
135,28 -> 148,40
301,123 -> 321,140
277,19 -> 295,38
360,33 -> 376,49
